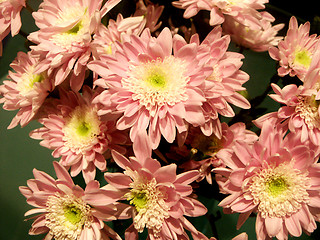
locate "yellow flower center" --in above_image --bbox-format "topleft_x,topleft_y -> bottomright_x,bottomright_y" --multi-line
296,95 -> 320,129
123,56 -> 189,115
294,48 -> 312,68
63,105 -> 101,154
16,67 -> 45,96
248,162 -> 310,218
45,193 -> 92,240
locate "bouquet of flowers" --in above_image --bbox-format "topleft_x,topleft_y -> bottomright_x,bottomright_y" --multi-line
1,0 -> 320,239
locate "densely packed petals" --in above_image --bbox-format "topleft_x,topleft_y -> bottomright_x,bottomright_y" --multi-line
222,12 -> 284,52
102,150 -> 208,239
269,16 -> 320,80
215,121 -> 320,240
30,86 -> 128,183
19,161 -> 122,240
0,51 -> 54,128
172,0 -> 268,28
27,0 -> 121,91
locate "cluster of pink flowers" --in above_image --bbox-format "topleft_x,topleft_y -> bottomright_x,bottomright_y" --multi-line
1,0 -> 320,240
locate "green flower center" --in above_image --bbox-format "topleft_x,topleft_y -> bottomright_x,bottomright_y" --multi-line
67,22 -> 82,35
129,191 -> 148,212
64,204 -> 83,225
267,177 -> 288,197
294,49 -> 312,68
146,70 -> 167,89
76,121 -> 91,137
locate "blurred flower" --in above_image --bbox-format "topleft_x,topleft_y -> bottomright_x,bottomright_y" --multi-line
222,12 -> 284,52
19,161 -> 122,240
269,16 -> 320,80
28,0 -> 121,91
169,122 -> 257,184
30,86 -> 127,183
103,150 -> 208,239
0,51 -> 54,128
172,0 -> 268,29
215,121 -> 320,240
0,0 -> 25,56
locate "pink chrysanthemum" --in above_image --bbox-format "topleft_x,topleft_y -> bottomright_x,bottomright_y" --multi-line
88,27 -> 214,150
174,122 -> 257,184
30,86 -> 128,183
269,16 -> 320,80
0,0 -> 25,55
189,26 -> 250,137
19,161 -> 122,240
0,51 -> 54,128
172,0 -> 268,28
103,150 -> 208,239
28,0 -> 121,91
214,121 -> 320,240
254,78 -> 320,144
222,12 -> 284,52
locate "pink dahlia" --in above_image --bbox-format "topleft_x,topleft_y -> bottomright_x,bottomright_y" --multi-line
215,121 -> 320,240
103,150 -> 208,239
0,51 -> 54,128
0,0 -> 25,55
88,27 -> 214,150
19,161 -> 122,240
172,0 -> 268,28
269,16 -> 320,80
189,26 -> 250,137
28,0 -> 121,91
170,122 -> 257,184
222,12 -> 284,52
30,86 -> 128,183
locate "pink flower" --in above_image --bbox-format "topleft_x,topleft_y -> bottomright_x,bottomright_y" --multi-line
214,121 -> 320,240
254,81 -> 320,145
190,26 -> 250,137
28,0 -> 121,91
88,27 -> 214,151
172,0 -> 268,28
0,51 -> 54,128
222,12 -> 284,52
269,16 -> 320,80
30,86 -> 128,183
0,0 -> 25,55
19,161 -> 122,240
103,150 -> 208,239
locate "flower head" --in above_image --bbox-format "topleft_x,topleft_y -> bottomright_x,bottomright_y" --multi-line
28,0 -> 121,91
88,27 -> 214,150
103,150 -> 208,239
19,161 -> 122,240
222,12 -> 284,52
172,0 -> 268,28
269,16 -> 320,80
215,121 -> 320,240
30,86 -> 128,183
0,51 -> 53,128
0,0 -> 25,55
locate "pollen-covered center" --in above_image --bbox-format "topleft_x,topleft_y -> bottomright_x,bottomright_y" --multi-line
125,176 -> 169,236
50,5 -> 91,48
16,67 -> 45,96
248,162 -> 310,218
293,48 -> 312,69
63,105 -> 101,154
45,193 -> 92,240
296,95 -> 320,129
123,56 -> 189,114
